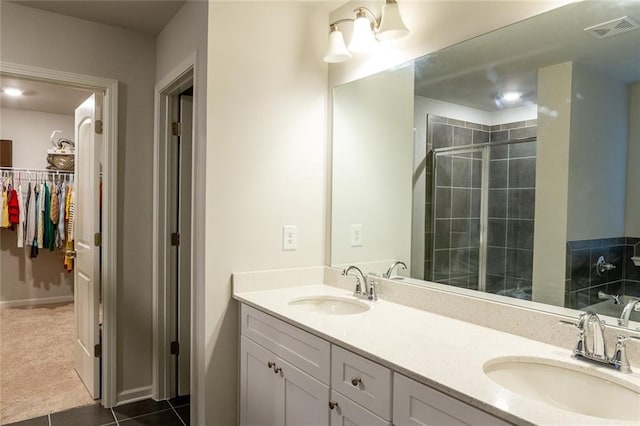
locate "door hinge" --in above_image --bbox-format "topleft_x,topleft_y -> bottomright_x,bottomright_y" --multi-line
94,344 -> 102,358
94,233 -> 102,247
171,232 -> 180,247
95,120 -> 103,134
171,122 -> 182,137
170,341 -> 180,355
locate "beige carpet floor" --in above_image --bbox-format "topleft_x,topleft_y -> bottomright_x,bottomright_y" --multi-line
0,303 -> 96,424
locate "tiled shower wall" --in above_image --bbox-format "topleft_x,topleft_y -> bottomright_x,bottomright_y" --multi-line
425,115 -> 489,288
425,114 -> 538,300
566,237 -> 640,309
486,122 -> 537,299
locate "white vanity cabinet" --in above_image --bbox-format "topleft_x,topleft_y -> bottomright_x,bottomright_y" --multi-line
393,374 -> 511,426
239,303 -> 511,426
240,304 -> 331,426
240,336 -> 329,426
329,390 -> 391,426
329,345 -> 392,426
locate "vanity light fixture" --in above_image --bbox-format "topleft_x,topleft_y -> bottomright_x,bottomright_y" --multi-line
2,87 -> 23,97
323,0 -> 409,63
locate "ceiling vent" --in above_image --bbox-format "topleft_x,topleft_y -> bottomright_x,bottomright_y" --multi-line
584,16 -> 640,39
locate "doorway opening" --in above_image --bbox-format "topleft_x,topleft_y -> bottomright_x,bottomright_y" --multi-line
152,62 -> 196,404
0,62 -> 119,421
0,77 -> 106,423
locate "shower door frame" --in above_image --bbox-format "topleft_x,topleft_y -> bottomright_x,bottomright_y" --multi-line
432,145 -> 490,292
431,137 -> 537,294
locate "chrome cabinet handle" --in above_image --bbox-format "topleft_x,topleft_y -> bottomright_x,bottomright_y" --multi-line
351,376 -> 362,386
329,401 -> 339,410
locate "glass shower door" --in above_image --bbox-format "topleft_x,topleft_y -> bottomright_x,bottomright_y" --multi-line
432,147 -> 486,291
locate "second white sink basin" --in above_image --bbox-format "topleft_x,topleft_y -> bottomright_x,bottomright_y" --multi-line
288,295 -> 370,315
484,357 -> 640,421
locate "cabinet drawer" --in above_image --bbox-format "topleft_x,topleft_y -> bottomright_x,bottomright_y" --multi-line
241,304 -> 330,383
330,390 -> 391,426
331,345 -> 392,420
393,373 -> 511,426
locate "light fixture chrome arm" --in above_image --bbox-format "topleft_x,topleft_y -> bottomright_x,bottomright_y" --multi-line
323,0 -> 409,63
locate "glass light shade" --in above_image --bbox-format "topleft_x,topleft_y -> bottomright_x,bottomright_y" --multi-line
377,0 -> 409,41
348,15 -> 377,53
324,27 -> 352,63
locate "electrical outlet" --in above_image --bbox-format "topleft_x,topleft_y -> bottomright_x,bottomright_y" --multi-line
283,225 -> 297,251
351,224 -> 362,247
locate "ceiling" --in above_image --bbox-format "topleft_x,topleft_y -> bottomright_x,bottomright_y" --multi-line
0,76 -> 94,115
413,1 -> 640,111
1,0 -> 187,114
9,0 -> 186,36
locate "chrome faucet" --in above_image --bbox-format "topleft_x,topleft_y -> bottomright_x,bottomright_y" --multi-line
563,312 -> 640,373
619,298 -> 640,327
598,290 -> 622,305
383,261 -> 407,279
582,312 -> 607,359
343,266 -> 374,300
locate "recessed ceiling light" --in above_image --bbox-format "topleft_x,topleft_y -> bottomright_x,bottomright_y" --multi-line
501,92 -> 522,102
3,88 -> 24,97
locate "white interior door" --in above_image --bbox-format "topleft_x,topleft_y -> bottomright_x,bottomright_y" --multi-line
73,93 -> 102,399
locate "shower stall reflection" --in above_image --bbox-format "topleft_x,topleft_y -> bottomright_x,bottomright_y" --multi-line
424,114 -> 538,300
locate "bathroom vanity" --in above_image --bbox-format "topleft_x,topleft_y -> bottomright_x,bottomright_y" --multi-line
233,272 -> 640,426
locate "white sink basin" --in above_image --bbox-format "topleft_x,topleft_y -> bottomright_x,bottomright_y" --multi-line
288,295 -> 370,315
484,357 -> 640,421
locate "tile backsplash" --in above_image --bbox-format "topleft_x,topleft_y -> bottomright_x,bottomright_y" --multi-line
566,237 -> 640,309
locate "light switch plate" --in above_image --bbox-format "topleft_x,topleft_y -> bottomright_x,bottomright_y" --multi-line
283,225 -> 297,251
351,224 -> 362,247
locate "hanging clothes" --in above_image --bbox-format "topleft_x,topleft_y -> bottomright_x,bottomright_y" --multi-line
63,184 -> 75,272
1,188 -> 9,228
56,183 -> 66,249
37,183 -> 44,249
8,188 -> 19,227
26,182 -> 37,249
17,183 -> 25,248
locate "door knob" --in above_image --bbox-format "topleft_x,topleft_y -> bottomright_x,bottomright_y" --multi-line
65,250 -> 77,258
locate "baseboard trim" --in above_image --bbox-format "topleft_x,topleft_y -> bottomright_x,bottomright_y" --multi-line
0,295 -> 74,308
117,386 -> 153,406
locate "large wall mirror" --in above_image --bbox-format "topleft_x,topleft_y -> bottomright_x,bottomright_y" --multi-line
331,1 -> 640,329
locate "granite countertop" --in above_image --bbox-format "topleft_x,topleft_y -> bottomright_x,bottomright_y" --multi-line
234,284 -> 640,426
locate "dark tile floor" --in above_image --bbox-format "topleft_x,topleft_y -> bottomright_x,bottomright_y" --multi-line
7,396 -> 190,426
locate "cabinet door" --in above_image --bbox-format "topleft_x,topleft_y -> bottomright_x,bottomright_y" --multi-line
281,355 -> 330,425
330,391 -> 391,426
393,374 -> 510,426
241,336 -> 330,426
240,336 -> 283,426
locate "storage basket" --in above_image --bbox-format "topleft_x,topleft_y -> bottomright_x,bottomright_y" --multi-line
47,153 -> 75,171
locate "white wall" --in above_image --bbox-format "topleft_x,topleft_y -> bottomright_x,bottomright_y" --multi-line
0,108 -> 73,169
0,2 -> 156,401
0,108 -> 74,304
626,83 -> 640,237
332,64 -> 414,275
206,2 -> 329,424
567,64 -> 628,241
